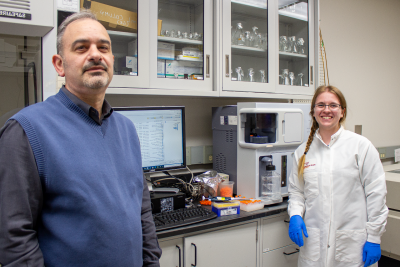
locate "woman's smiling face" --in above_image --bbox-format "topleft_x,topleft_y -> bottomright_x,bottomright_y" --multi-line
313,91 -> 344,134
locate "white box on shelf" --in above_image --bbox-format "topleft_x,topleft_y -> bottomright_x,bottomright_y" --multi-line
165,61 -> 202,77
157,42 -> 175,60
128,39 -> 137,56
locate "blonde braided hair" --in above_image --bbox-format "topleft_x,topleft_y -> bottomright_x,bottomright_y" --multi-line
297,85 -> 347,180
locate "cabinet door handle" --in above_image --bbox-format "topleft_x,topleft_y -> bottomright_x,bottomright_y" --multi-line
310,66 -> 313,85
206,55 -> 210,78
176,245 -> 181,267
225,55 -> 230,77
283,248 -> 300,255
191,243 -> 197,266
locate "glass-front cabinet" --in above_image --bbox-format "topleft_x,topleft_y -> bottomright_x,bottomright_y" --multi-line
219,0 -> 315,96
148,0 -> 214,92
65,0 -> 317,97
221,0 -> 276,93
276,0 -> 314,95
80,0 -> 150,88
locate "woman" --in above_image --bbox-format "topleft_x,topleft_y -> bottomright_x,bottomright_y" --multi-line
288,85 -> 388,267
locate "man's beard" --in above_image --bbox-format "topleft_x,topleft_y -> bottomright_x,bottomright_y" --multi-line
82,61 -> 110,89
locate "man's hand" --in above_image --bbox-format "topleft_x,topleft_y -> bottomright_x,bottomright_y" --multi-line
363,241 -> 381,267
288,215 -> 308,247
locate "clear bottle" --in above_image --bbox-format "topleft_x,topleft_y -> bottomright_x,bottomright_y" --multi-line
261,164 -> 281,201
233,23 -> 245,46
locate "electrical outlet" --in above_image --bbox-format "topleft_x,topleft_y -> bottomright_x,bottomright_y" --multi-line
380,153 -> 386,159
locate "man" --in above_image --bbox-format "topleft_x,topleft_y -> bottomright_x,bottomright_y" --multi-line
0,11 -> 161,266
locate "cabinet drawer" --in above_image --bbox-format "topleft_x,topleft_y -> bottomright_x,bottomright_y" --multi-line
262,212 -> 293,251
262,244 -> 299,267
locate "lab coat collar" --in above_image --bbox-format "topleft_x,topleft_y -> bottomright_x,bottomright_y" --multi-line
315,126 -> 344,147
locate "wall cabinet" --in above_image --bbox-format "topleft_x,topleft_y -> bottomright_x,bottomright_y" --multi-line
158,221 -> 258,267
49,0 -> 318,99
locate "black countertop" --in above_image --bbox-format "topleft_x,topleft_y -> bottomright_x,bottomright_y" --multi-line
156,200 -> 288,239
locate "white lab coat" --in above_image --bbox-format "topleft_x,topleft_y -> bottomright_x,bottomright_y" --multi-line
288,127 -> 388,267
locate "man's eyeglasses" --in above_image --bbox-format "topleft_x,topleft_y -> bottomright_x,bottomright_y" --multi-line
314,103 -> 341,110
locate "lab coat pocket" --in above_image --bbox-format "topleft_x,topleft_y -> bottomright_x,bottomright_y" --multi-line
303,172 -> 319,199
300,227 -> 320,261
335,229 -> 366,263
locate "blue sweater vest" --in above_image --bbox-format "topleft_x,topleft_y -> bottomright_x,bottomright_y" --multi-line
12,90 -> 144,267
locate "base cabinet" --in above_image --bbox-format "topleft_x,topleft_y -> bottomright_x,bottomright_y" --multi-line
159,237 -> 184,267
184,221 -> 258,267
159,220 -> 258,267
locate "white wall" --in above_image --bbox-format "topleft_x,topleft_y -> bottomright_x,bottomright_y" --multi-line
319,0 -> 400,147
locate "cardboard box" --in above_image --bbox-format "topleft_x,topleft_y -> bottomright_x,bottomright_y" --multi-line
158,19 -> 162,36
81,0 -> 137,31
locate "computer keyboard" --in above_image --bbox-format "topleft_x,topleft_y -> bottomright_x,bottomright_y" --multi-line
153,206 -> 217,231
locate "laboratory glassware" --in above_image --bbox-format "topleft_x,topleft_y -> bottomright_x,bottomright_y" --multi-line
298,73 -> 304,86
279,36 -> 288,51
248,68 -> 255,82
259,69 -> 266,83
297,38 -> 305,54
233,22 -> 245,46
289,72 -> 295,85
236,67 -> 244,81
289,36 -> 297,53
282,69 -> 289,85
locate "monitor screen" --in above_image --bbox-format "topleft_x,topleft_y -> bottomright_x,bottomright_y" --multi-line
114,106 -> 186,172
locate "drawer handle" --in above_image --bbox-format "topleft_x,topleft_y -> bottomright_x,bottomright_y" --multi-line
284,219 -> 290,223
191,243 -> 197,266
176,245 -> 182,267
283,248 -> 300,255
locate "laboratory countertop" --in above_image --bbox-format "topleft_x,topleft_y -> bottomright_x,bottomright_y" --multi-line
156,199 -> 288,239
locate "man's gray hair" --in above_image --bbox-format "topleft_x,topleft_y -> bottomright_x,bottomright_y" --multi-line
57,11 -> 98,56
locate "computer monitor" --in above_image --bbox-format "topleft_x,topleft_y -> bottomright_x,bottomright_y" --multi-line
114,106 -> 186,173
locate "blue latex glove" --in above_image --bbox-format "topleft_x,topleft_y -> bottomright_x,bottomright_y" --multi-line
288,215 -> 308,247
363,242 -> 381,267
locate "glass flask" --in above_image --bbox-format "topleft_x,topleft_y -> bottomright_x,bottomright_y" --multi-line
279,36 -> 288,51
298,73 -> 304,86
289,72 -> 295,85
251,26 -> 259,47
259,69 -> 266,83
282,69 -> 289,85
289,36 -> 297,53
248,68 -> 255,82
244,31 -> 251,46
233,22 -> 245,46
235,67 -> 244,81
297,38 -> 305,54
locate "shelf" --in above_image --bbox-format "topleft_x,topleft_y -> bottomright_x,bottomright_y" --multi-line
107,30 -> 137,42
158,36 -> 202,45
279,2 -> 308,22
279,51 -> 307,60
232,0 -> 267,9
232,45 -> 267,58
